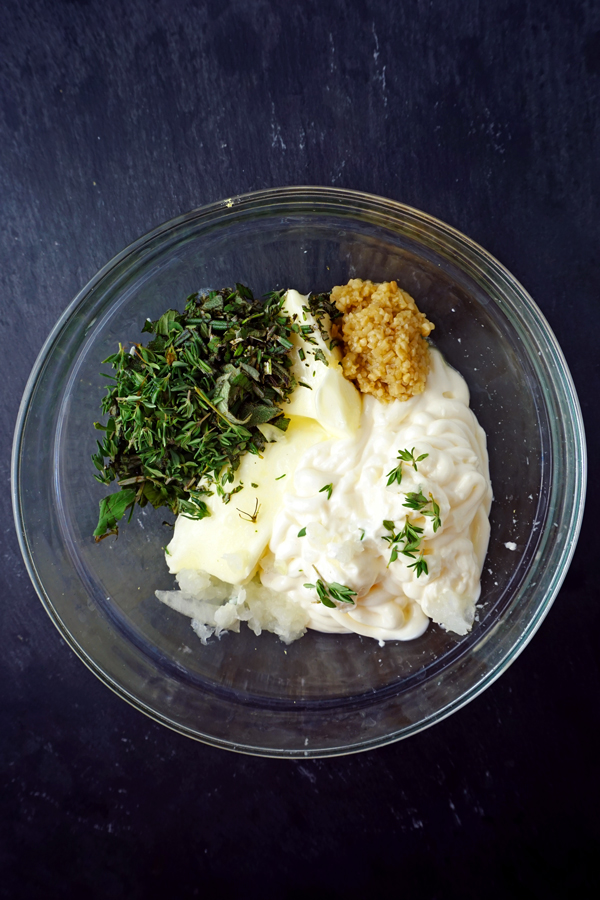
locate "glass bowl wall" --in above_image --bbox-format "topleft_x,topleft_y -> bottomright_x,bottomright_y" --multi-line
12,187 -> 586,756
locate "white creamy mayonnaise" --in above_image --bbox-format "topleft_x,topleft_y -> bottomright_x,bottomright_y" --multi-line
260,346 -> 492,639
157,290 -> 492,644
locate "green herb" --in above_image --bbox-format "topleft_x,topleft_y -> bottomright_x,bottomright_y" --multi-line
251,482 -> 259,488
424,496 -> 442,532
407,554 -> 428,577
401,489 -> 429,510
93,489 -> 137,540
403,491 -> 442,532
386,448 -> 429,487
304,292 -> 343,349
359,528 -> 365,541
275,473 -> 286,480
325,582 -> 357,604
319,483 -> 333,500
236,498 -> 260,523
303,568 -> 357,608
382,518 -> 428,574
398,520 -> 426,557
297,526 -> 307,537
221,482 -> 244,505
92,284 -> 299,539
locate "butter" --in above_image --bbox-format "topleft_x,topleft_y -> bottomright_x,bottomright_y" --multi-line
282,290 -> 361,437
166,417 -> 328,583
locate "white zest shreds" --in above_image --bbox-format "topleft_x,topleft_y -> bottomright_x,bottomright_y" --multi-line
156,569 -> 309,645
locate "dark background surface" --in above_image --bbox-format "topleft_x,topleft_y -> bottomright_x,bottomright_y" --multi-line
1,1 -> 599,897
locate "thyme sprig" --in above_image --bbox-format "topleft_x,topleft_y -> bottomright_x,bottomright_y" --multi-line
386,448 -> 429,487
382,519 -> 429,576
236,498 -> 260,523
402,491 -> 442,532
382,519 -> 425,564
92,284 -> 300,539
407,554 -> 429,577
382,487 -> 441,575
304,567 -> 357,609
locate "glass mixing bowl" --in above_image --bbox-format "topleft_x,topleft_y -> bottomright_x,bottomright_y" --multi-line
12,187 -> 586,757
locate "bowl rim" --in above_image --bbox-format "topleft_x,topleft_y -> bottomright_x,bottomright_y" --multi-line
11,185 -> 587,756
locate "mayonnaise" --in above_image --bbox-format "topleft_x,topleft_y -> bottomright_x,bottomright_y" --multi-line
260,347 -> 492,637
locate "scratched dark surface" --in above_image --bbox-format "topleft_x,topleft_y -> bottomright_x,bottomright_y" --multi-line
1,1 -> 599,897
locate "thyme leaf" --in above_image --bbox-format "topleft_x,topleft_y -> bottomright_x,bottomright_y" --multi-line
386,448 -> 429,487
407,554 -> 429,577
303,567 -> 357,608
93,488 -> 137,540
382,518 -> 428,573
403,491 -> 442,532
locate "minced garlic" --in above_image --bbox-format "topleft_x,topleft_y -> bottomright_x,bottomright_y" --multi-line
331,279 -> 434,402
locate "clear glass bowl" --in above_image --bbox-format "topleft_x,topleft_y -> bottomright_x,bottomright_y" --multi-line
12,187 -> 586,757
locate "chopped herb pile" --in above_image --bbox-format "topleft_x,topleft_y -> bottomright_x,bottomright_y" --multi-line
92,284 -> 303,540
304,292 -> 343,351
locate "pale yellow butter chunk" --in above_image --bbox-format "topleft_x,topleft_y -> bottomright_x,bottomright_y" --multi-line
282,289 -> 362,437
165,417 -> 328,583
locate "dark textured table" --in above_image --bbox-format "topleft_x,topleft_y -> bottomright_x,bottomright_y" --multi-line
1,1 -> 599,897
